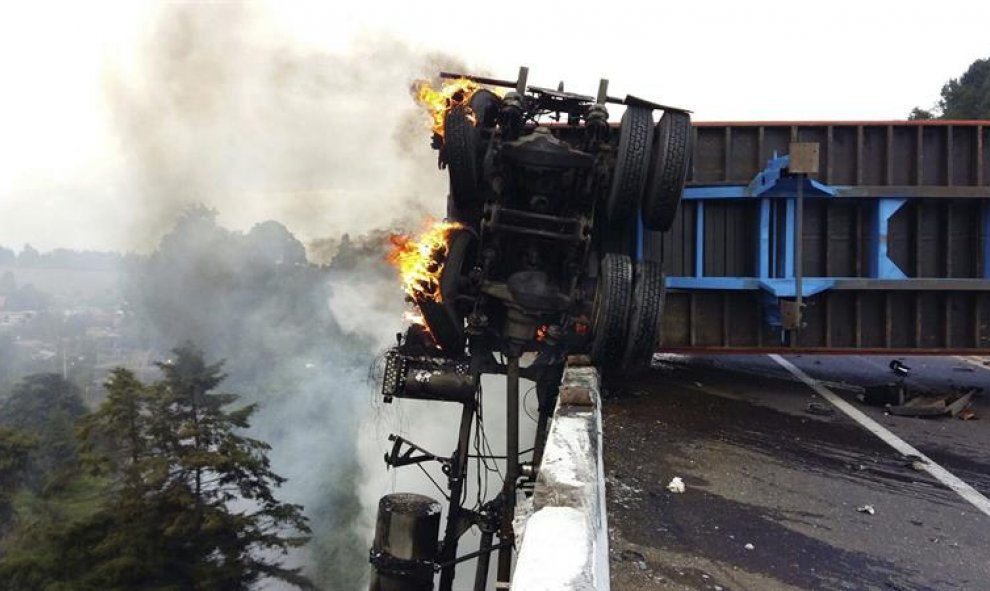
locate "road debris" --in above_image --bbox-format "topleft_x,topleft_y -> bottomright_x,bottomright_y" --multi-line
806,402 -> 835,416
744,543 -> 754,551
619,549 -> 648,571
889,359 -> 911,377
862,383 -> 907,407
666,477 -> 686,493
861,381 -> 979,419
888,388 -> 976,418
857,504 -> 876,515
957,407 -> 977,421
899,454 -> 928,471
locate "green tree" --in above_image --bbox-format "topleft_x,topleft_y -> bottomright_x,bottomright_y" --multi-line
0,373 -> 87,492
67,368 -> 176,589
0,428 -> 36,535
939,58 -> 990,119
64,347 -> 312,590
0,377 -> 95,590
910,57 -> 990,119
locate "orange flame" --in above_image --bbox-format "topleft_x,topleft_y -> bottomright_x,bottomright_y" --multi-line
387,219 -> 464,305
412,77 -> 483,138
403,309 -> 426,326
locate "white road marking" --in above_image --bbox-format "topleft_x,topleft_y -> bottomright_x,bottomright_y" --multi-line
769,353 -> 990,519
953,355 -> 990,373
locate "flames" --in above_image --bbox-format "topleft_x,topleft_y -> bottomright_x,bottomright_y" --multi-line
412,77 -> 484,139
387,219 -> 464,306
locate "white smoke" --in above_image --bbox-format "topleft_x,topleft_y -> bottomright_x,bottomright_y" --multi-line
104,2 -> 481,253
101,3 -> 540,588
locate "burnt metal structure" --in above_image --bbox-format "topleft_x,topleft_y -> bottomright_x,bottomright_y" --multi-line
369,67 -> 690,590
604,120 -> 990,353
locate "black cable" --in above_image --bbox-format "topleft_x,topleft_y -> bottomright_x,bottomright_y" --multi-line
473,389 -> 484,510
476,407 -> 503,479
468,447 -> 534,459
522,384 -> 537,422
416,463 -> 450,502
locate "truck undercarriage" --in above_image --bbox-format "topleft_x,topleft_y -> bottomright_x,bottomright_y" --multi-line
369,67 -> 692,590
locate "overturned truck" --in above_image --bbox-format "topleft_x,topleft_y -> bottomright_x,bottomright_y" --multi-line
369,67 -> 691,590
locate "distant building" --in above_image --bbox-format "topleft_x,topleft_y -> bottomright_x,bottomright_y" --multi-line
0,310 -> 37,331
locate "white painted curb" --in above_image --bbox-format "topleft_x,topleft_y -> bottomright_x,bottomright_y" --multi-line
512,364 -> 609,591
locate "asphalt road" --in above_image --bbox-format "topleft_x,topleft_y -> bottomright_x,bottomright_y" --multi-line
603,354 -> 990,591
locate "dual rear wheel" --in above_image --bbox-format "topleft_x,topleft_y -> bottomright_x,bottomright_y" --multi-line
591,253 -> 666,371
607,108 -> 692,233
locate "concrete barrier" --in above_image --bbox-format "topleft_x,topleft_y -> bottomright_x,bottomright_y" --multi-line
512,361 -> 609,591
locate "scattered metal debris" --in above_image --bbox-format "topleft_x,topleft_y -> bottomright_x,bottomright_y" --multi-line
619,549 -> 645,562
619,549 -> 648,571
889,359 -> 911,377
899,454 -> 928,472
666,477 -> 685,494
861,379 -> 980,419
806,402 -> 835,416
857,504 -> 876,515
862,383 -> 907,407
818,380 -> 865,393
888,388 -> 976,418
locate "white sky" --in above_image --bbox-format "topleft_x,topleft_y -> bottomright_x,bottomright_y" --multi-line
1,0 -> 988,252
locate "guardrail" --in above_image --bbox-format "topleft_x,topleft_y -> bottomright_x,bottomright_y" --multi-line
512,358 -> 609,591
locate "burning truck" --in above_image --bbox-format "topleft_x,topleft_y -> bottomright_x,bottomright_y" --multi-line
370,67 -> 691,590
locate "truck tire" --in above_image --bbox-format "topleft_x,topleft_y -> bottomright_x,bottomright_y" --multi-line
419,229 -> 474,355
444,105 -> 480,206
468,89 -> 501,129
591,253 -> 633,369
606,106 -> 654,224
643,111 -> 691,232
621,260 -> 665,370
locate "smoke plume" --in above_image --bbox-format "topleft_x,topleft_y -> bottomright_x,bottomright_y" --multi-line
105,2 -> 478,252
103,3 -> 501,589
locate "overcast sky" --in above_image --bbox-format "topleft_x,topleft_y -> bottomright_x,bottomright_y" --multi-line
1,0 -> 988,252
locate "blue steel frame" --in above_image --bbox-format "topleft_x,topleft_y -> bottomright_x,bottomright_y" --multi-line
660,151 -> 990,331
667,152 -> 938,294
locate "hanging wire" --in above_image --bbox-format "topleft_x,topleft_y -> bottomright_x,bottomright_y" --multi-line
417,463 -> 450,502
522,384 -> 537,422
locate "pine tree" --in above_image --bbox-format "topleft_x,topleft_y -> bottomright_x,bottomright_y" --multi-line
0,373 -> 87,492
147,343 -> 313,589
75,368 -> 170,588
909,56 -> 990,119
62,347 -> 312,590
0,428 -> 36,536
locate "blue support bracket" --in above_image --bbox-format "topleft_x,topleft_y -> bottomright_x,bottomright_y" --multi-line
758,198 -> 771,279
757,278 -> 835,298
665,277 -> 835,298
748,153 -> 790,196
783,198 -> 796,278
870,199 -> 908,279
683,152 -> 838,201
670,150 -> 853,337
